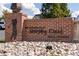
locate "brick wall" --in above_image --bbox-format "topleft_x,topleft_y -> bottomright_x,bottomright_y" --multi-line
22,18 -> 74,42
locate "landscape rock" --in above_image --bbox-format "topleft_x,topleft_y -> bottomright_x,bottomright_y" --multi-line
0,41 -> 79,56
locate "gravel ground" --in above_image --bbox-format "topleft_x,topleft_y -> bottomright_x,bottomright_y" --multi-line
0,41 -> 79,56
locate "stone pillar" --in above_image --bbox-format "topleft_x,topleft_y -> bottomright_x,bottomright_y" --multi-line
74,21 -> 79,41
5,13 -> 27,42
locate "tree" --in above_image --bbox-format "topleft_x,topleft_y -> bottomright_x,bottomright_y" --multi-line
41,3 -> 71,18
60,3 -> 71,17
0,15 -> 4,21
41,3 -> 53,18
33,14 -> 42,19
50,3 -> 63,18
0,10 -> 10,21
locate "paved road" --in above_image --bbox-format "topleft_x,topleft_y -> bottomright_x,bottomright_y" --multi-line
0,30 -> 5,41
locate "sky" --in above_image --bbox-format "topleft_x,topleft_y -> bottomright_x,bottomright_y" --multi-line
68,3 -> 79,11
0,3 -> 79,19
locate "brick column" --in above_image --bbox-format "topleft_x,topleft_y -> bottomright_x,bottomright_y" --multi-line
5,13 -> 27,42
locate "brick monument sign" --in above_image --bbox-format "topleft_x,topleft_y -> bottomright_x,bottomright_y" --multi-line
4,3 -> 74,42
22,18 -> 74,42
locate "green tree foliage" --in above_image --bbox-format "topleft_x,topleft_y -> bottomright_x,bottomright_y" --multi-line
0,10 -> 10,21
60,3 -> 71,17
0,15 -> 4,21
41,3 -> 71,18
